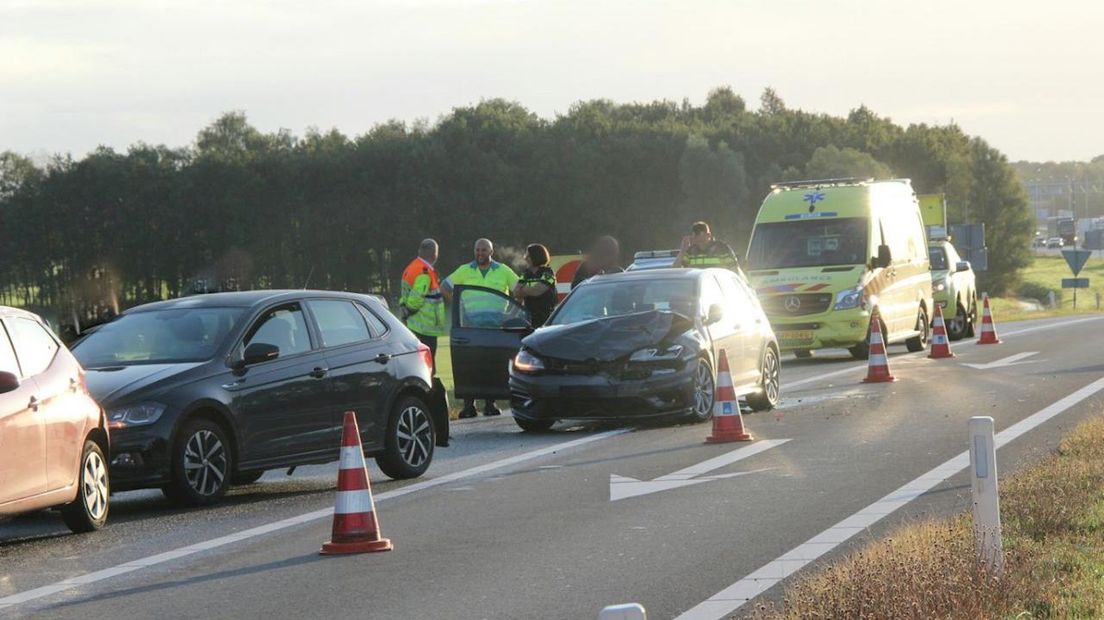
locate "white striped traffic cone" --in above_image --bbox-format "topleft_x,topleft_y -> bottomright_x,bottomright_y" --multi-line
928,303 -> 955,359
862,309 -> 896,383
976,294 -> 1001,345
706,351 -> 753,443
320,411 -> 393,555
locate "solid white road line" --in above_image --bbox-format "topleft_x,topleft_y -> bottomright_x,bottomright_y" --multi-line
0,428 -> 628,611
676,374 -> 1104,620
1000,314 -> 1104,337
782,314 -> 1102,392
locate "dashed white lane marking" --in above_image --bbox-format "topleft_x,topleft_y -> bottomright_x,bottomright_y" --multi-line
675,374 -> 1104,620
0,429 -> 629,611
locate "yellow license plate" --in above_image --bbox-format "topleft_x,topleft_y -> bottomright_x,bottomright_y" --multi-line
778,330 -> 814,343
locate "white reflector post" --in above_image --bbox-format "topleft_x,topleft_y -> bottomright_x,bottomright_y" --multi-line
599,603 -> 647,620
968,416 -> 1003,575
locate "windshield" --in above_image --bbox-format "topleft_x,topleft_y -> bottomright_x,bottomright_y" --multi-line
747,217 -> 868,269
72,307 -> 245,366
549,279 -> 697,325
928,247 -> 948,270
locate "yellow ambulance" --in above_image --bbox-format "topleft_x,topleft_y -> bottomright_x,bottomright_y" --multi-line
745,178 -> 933,359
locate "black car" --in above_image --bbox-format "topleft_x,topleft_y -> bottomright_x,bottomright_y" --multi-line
449,269 -> 780,432
71,290 -> 448,506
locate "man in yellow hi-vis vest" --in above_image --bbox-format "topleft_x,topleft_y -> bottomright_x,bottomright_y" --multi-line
400,239 -> 446,368
441,238 -> 519,418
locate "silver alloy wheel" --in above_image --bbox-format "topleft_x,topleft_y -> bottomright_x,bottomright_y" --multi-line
183,430 -> 227,496
693,360 -> 715,418
763,349 -> 780,404
395,405 -> 432,469
82,449 -> 109,521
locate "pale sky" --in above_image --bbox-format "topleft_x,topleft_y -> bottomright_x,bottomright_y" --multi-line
3,0 -> 1102,162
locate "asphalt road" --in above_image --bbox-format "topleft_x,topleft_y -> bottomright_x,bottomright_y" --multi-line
3,314 -> 1104,619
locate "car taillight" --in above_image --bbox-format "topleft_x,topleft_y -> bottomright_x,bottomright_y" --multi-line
416,343 -> 434,373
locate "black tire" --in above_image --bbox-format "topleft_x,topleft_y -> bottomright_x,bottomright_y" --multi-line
965,300 -> 977,338
686,357 -> 715,423
61,440 -> 109,533
946,302 -> 969,341
793,349 -> 813,359
747,346 -> 781,412
163,418 -> 232,506
905,307 -> 930,352
514,415 -> 556,432
849,316 -> 886,360
376,395 -> 435,480
231,470 -> 265,486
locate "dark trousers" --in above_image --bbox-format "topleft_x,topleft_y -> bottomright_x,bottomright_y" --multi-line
415,333 -> 437,375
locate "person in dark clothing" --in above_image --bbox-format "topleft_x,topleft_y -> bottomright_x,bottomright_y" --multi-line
570,235 -> 623,289
513,244 -> 557,327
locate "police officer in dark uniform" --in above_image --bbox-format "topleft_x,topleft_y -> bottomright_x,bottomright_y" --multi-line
675,221 -> 742,274
513,244 -> 557,327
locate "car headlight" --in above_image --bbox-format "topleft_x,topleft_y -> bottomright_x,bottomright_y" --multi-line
833,287 -> 864,311
513,350 -> 545,373
108,402 -> 167,428
629,345 -> 684,362
933,277 -> 947,292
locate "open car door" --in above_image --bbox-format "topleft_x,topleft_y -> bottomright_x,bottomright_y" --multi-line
449,285 -> 532,400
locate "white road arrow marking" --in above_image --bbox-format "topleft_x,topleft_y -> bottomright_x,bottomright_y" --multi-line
963,351 -> 1039,370
609,439 -> 790,501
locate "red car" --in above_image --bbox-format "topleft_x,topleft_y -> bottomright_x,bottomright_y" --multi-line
0,306 -> 110,533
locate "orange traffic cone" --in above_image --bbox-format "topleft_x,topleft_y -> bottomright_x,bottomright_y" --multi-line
928,304 -> 955,359
976,294 -> 1001,345
706,351 -> 753,443
862,310 -> 897,383
320,411 -> 393,555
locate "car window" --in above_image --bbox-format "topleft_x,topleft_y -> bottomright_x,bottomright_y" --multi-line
747,218 -> 869,269
0,321 -> 21,375
458,288 -> 529,329
700,275 -> 725,319
72,307 -> 243,366
716,273 -> 751,315
6,317 -> 59,378
308,300 -> 372,347
245,305 -> 312,356
928,247 -> 948,270
356,304 -> 390,337
550,279 -> 696,325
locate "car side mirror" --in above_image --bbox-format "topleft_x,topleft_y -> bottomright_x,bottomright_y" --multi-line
0,371 -> 20,395
956,260 -> 971,273
706,303 -> 724,325
243,342 -> 280,366
876,244 -> 892,268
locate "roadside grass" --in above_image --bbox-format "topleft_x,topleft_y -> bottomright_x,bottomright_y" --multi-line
990,254 -> 1104,322
749,415 -> 1104,619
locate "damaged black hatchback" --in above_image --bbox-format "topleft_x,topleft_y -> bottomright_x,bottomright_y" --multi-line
448,269 -> 780,432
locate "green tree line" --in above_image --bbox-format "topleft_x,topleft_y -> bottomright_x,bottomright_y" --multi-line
0,88 -> 1033,327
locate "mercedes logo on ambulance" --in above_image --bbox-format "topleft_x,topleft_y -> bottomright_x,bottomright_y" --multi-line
784,295 -> 802,312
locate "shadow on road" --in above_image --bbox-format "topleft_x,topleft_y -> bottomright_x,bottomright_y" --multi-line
36,553 -> 329,613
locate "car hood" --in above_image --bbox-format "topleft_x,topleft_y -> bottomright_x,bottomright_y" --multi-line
523,310 -> 693,363
84,363 -> 203,405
